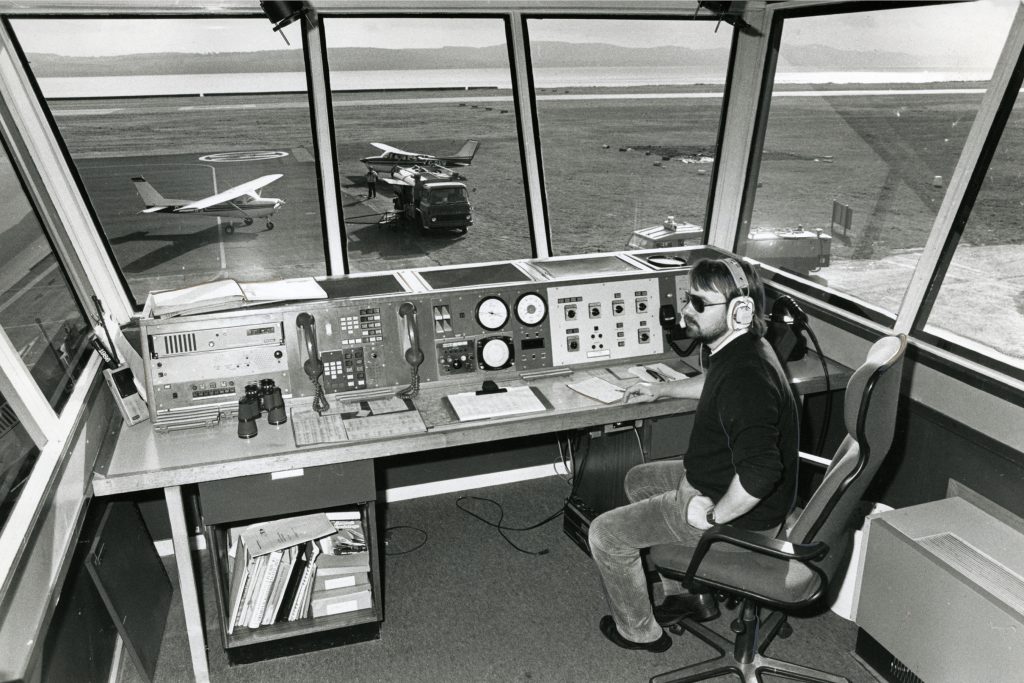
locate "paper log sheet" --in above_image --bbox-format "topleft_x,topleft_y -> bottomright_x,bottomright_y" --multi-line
566,376 -> 625,404
446,385 -> 548,422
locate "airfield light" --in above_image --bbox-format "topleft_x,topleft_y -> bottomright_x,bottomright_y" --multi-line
260,1 -> 310,44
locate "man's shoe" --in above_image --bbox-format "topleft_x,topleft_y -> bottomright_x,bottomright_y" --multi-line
599,615 -> 672,652
653,592 -> 721,627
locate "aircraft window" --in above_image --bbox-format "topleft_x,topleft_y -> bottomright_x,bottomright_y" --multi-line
323,17 -> 530,268
10,18 -> 327,307
0,146 -> 90,534
740,2 -> 1017,317
923,81 -> 1024,369
527,18 -> 730,255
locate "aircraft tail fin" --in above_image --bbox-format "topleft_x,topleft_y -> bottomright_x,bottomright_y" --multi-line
131,176 -> 185,210
449,139 -> 479,165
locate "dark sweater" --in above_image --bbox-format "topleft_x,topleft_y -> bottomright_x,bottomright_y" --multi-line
684,333 -> 799,530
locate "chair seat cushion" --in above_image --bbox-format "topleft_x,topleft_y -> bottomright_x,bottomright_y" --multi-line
650,542 -> 821,606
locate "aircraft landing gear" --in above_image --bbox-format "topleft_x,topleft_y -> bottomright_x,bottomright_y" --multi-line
266,221 -> 274,230
243,217 -> 254,226
224,224 -> 235,234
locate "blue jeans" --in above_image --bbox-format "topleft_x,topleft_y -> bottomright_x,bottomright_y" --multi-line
588,459 -> 703,643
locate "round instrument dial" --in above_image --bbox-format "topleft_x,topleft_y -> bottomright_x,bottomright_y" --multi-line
476,296 -> 509,330
480,338 -> 511,369
515,292 -> 547,326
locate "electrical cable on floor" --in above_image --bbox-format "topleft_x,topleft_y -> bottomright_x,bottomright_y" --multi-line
455,495 -> 562,556
383,525 -> 428,556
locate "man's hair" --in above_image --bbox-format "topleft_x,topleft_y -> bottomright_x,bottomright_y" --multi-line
689,257 -> 767,337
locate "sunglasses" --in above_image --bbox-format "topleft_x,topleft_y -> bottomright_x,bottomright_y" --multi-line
682,292 -> 728,314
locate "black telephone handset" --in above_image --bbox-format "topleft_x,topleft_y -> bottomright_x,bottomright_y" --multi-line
296,312 -> 329,414
660,303 -> 698,358
396,302 -> 424,398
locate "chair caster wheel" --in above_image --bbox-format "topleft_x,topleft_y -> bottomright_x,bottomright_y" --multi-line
777,622 -> 793,639
669,623 -> 686,636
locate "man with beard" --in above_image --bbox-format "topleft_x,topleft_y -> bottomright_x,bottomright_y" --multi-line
588,257 -> 799,653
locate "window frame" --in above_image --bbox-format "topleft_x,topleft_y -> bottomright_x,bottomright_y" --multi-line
731,0 -> 1024,391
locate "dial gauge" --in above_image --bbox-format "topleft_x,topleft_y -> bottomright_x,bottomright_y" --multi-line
515,292 -> 547,326
480,338 -> 511,369
476,296 -> 509,330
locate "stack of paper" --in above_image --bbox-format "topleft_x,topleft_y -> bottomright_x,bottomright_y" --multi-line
225,510 -> 373,632
147,277 -> 327,318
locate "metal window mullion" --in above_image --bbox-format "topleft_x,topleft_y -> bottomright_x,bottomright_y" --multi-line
0,353 -> 101,610
706,3 -> 773,250
0,325 -> 58,447
304,12 -> 347,275
510,12 -> 549,257
894,4 -> 1024,335
0,22 -> 132,323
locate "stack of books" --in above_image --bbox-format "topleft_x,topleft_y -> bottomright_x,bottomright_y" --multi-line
225,510 -> 372,633
310,512 -> 371,618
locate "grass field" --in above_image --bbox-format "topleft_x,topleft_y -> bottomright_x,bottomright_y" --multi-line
50,84 -> 1024,358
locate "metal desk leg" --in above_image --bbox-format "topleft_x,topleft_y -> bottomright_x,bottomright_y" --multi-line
164,485 -> 210,682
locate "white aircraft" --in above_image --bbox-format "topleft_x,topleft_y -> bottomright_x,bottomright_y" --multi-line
131,174 -> 284,232
361,140 -> 479,175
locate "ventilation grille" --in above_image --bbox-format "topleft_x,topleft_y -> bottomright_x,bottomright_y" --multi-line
0,402 -> 18,436
161,333 -> 197,356
884,655 -> 925,683
918,532 -> 1024,616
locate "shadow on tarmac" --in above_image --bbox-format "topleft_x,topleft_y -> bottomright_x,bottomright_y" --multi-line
108,223 -> 259,273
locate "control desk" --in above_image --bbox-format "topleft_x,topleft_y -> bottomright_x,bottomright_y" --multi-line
138,249 -> 706,434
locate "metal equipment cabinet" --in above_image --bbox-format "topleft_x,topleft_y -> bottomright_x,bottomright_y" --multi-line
200,459 -> 381,664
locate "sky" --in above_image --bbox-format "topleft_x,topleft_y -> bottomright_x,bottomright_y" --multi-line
10,0 -> 1019,70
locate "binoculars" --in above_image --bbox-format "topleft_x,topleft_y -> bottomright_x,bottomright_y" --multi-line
237,379 -> 287,439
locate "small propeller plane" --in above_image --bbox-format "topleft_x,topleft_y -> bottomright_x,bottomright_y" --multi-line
131,174 -> 285,232
360,139 -> 479,174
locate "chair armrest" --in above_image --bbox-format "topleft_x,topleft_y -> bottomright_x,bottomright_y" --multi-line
682,524 -> 830,594
798,451 -> 831,468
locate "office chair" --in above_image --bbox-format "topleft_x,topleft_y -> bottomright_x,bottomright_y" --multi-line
648,333 -> 907,683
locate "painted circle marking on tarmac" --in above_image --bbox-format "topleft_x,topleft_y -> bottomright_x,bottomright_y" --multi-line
198,151 -> 289,163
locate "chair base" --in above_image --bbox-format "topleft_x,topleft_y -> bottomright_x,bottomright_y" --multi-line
650,618 -> 849,683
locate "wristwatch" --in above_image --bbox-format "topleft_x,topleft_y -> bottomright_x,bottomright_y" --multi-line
706,506 -> 717,526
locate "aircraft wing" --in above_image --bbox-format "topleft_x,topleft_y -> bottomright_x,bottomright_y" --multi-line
177,174 -> 283,211
371,142 -> 422,157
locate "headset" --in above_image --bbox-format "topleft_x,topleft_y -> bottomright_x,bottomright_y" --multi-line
721,258 -> 754,331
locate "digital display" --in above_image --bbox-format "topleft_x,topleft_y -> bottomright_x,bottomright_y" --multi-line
521,338 -> 545,350
248,326 -> 276,336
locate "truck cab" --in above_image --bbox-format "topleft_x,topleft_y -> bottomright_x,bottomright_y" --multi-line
390,171 -> 473,234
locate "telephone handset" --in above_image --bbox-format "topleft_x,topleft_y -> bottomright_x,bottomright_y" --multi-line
396,302 -> 424,398
659,303 -> 698,358
296,312 -> 330,414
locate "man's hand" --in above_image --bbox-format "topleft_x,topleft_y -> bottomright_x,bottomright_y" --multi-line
622,382 -> 659,403
686,495 -> 715,530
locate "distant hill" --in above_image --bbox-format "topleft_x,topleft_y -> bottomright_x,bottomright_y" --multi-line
25,41 -> 931,77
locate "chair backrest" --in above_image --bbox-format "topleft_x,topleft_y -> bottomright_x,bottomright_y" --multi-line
785,334 -> 907,555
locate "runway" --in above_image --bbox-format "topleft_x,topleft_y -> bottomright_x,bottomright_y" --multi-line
50,86 -> 985,118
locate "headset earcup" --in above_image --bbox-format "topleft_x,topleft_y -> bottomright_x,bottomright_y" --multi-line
729,296 -> 754,330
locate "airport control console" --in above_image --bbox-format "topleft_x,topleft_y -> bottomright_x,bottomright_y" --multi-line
139,246 -> 719,432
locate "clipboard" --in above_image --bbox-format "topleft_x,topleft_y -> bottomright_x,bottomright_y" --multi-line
443,385 -> 553,422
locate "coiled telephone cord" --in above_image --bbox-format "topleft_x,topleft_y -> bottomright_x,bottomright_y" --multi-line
396,369 -> 420,399
311,379 -> 330,414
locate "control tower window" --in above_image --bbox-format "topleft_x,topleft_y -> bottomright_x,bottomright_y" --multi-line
0,143 -> 91,535
10,18 -> 327,307
740,1 -> 1016,322
924,78 -> 1024,369
323,17 -> 531,271
527,18 -> 731,256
